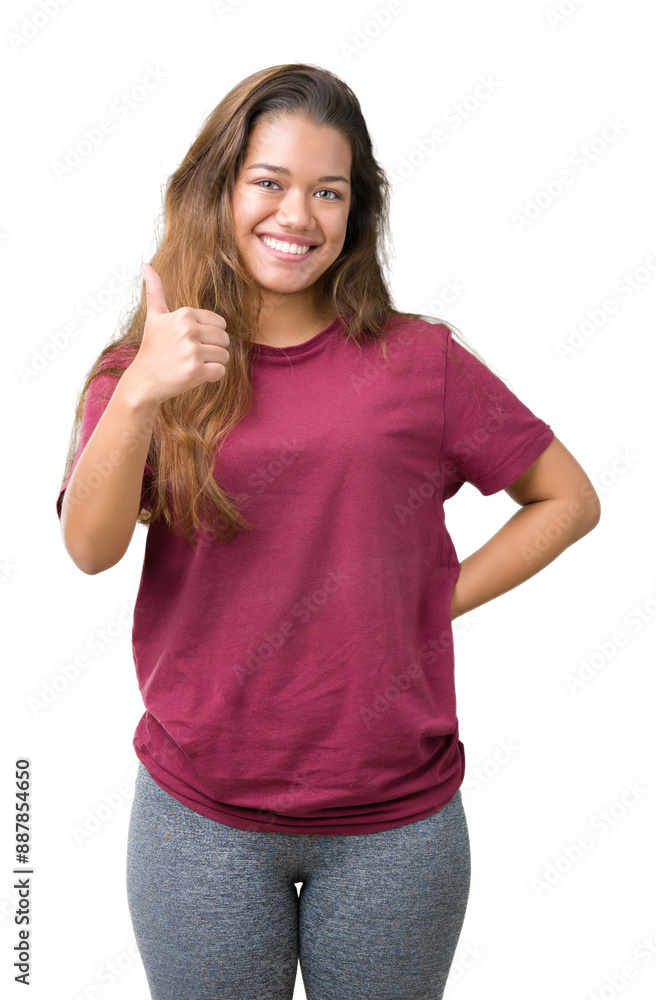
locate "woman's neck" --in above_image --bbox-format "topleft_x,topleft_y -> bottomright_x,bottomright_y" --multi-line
252,304 -> 337,348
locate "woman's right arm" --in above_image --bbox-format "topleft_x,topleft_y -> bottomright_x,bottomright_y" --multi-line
59,370 -> 159,575
59,262 -> 231,574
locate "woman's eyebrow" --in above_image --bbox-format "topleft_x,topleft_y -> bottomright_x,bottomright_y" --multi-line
245,162 -> 350,185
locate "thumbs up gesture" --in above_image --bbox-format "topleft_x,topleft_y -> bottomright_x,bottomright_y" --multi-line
128,263 -> 231,406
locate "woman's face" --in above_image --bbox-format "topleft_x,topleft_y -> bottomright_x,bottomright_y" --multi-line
232,114 -> 352,303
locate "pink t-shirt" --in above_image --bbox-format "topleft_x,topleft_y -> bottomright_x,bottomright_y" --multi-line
56,317 -> 554,834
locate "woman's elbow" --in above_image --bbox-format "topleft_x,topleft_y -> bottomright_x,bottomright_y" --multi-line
573,480 -> 602,537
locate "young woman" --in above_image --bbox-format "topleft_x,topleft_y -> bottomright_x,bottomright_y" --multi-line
56,63 -> 600,1000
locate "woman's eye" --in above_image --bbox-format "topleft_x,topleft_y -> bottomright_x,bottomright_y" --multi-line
255,180 -> 340,200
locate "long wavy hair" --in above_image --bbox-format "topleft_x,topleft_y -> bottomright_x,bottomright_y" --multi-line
59,62 -> 485,545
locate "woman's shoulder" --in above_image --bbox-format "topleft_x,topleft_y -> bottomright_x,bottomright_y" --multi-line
378,313 -> 454,366
385,312 -> 452,341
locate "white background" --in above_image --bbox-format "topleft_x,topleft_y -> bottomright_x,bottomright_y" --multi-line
2,0 -> 655,997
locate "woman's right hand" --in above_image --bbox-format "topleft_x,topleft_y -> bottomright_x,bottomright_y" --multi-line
126,262 -> 231,406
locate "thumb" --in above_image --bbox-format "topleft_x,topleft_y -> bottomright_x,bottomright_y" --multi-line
141,263 -> 170,315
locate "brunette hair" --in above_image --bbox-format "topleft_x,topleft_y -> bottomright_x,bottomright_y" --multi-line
59,62 -> 480,544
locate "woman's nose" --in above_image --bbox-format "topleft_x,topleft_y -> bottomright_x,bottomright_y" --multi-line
275,192 -> 315,229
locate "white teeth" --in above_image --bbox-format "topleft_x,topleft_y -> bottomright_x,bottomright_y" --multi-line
260,235 -> 312,255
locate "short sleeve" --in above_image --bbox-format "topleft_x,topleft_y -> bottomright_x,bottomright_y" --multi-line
56,368 -> 154,520
440,330 -> 555,498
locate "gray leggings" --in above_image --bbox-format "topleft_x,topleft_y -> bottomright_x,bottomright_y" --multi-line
126,761 -> 471,999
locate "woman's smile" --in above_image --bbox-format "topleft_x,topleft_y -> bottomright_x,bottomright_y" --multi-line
256,233 -> 320,262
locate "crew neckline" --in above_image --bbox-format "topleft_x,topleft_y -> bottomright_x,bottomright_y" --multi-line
252,315 -> 344,360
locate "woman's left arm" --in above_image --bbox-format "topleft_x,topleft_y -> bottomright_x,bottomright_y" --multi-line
450,437 -> 601,620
